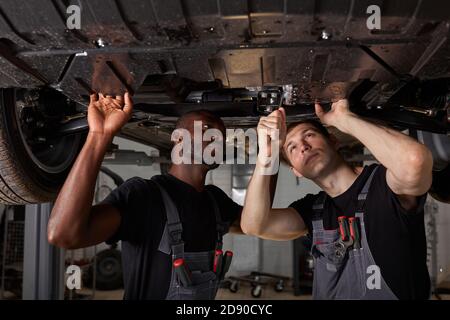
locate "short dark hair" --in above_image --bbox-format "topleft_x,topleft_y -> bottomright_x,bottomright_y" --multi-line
281,119 -> 330,165
286,119 -> 330,139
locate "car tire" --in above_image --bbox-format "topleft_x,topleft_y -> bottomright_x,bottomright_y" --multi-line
94,249 -> 123,291
0,88 -> 84,204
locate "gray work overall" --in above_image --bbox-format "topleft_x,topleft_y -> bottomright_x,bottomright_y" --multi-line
311,167 -> 398,300
152,179 -> 228,300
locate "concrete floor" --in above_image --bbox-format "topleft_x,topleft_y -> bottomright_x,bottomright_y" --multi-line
79,282 -> 450,300
79,281 -> 450,300
82,283 -> 312,300
73,274 -> 450,300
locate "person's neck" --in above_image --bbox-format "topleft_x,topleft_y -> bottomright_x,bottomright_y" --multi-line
168,164 -> 208,192
313,161 -> 359,198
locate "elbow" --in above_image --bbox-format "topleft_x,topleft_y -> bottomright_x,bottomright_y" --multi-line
409,146 -> 433,175
47,220 -> 78,249
240,223 -> 254,236
408,145 -> 433,171
239,218 -> 251,235
240,215 -> 264,237
241,225 -> 261,237
47,230 -> 60,247
47,206 -> 83,249
47,228 -> 70,249
402,145 -> 433,191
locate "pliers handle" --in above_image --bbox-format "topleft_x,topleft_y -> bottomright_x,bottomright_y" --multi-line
349,217 -> 361,249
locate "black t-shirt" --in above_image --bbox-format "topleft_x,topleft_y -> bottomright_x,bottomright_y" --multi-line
289,164 -> 430,300
101,174 -> 242,300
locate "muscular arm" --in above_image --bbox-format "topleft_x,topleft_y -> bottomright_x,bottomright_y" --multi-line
230,172 -> 278,235
241,108 -> 308,240
47,93 -> 133,249
316,100 -> 433,210
242,165 -> 307,240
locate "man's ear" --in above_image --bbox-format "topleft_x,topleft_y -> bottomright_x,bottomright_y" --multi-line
291,166 -> 303,178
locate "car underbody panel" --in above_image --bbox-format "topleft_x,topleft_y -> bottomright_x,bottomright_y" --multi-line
0,0 -> 448,153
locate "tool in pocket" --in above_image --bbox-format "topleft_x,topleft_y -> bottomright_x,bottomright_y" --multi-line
220,250 -> 233,280
348,217 -> 361,249
173,258 -> 193,287
335,216 -> 353,258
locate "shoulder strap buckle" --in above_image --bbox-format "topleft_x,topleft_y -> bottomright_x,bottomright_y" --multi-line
151,177 -> 185,253
167,222 -> 183,244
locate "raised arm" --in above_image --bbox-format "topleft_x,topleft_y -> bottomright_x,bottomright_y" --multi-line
316,99 -> 433,207
47,93 -> 133,249
241,108 -> 307,240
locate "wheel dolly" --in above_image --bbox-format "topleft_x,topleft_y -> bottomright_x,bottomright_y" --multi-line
222,271 -> 290,298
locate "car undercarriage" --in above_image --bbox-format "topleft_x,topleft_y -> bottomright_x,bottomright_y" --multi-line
0,0 -> 448,204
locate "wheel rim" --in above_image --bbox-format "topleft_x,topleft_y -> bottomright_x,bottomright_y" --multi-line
14,89 -> 82,174
98,257 -> 119,277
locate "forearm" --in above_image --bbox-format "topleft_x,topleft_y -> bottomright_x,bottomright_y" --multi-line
48,132 -> 112,245
269,172 -> 278,205
337,114 -> 432,187
241,163 -> 274,235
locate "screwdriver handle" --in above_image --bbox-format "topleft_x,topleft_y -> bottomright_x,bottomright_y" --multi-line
338,216 -> 350,241
173,258 -> 192,287
213,249 -> 223,273
220,251 -> 234,280
349,217 -> 361,249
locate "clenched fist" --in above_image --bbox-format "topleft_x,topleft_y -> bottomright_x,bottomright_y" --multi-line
257,107 -> 287,159
315,99 -> 353,128
88,92 -> 133,139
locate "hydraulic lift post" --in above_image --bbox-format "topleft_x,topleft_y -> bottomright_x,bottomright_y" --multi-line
22,203 -> 65,300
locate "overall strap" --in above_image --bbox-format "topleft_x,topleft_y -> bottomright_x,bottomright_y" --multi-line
151,178 -> 185,258
311,191 -> 327,230
356,166 -> 379,214
205,189 -> 228,250
311,165 -> 379,228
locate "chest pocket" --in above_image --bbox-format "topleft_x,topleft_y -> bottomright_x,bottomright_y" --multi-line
168,252 -> 219,300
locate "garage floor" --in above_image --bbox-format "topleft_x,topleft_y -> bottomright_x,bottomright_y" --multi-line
81,281 -> 450,300
84,285 -> 312,300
